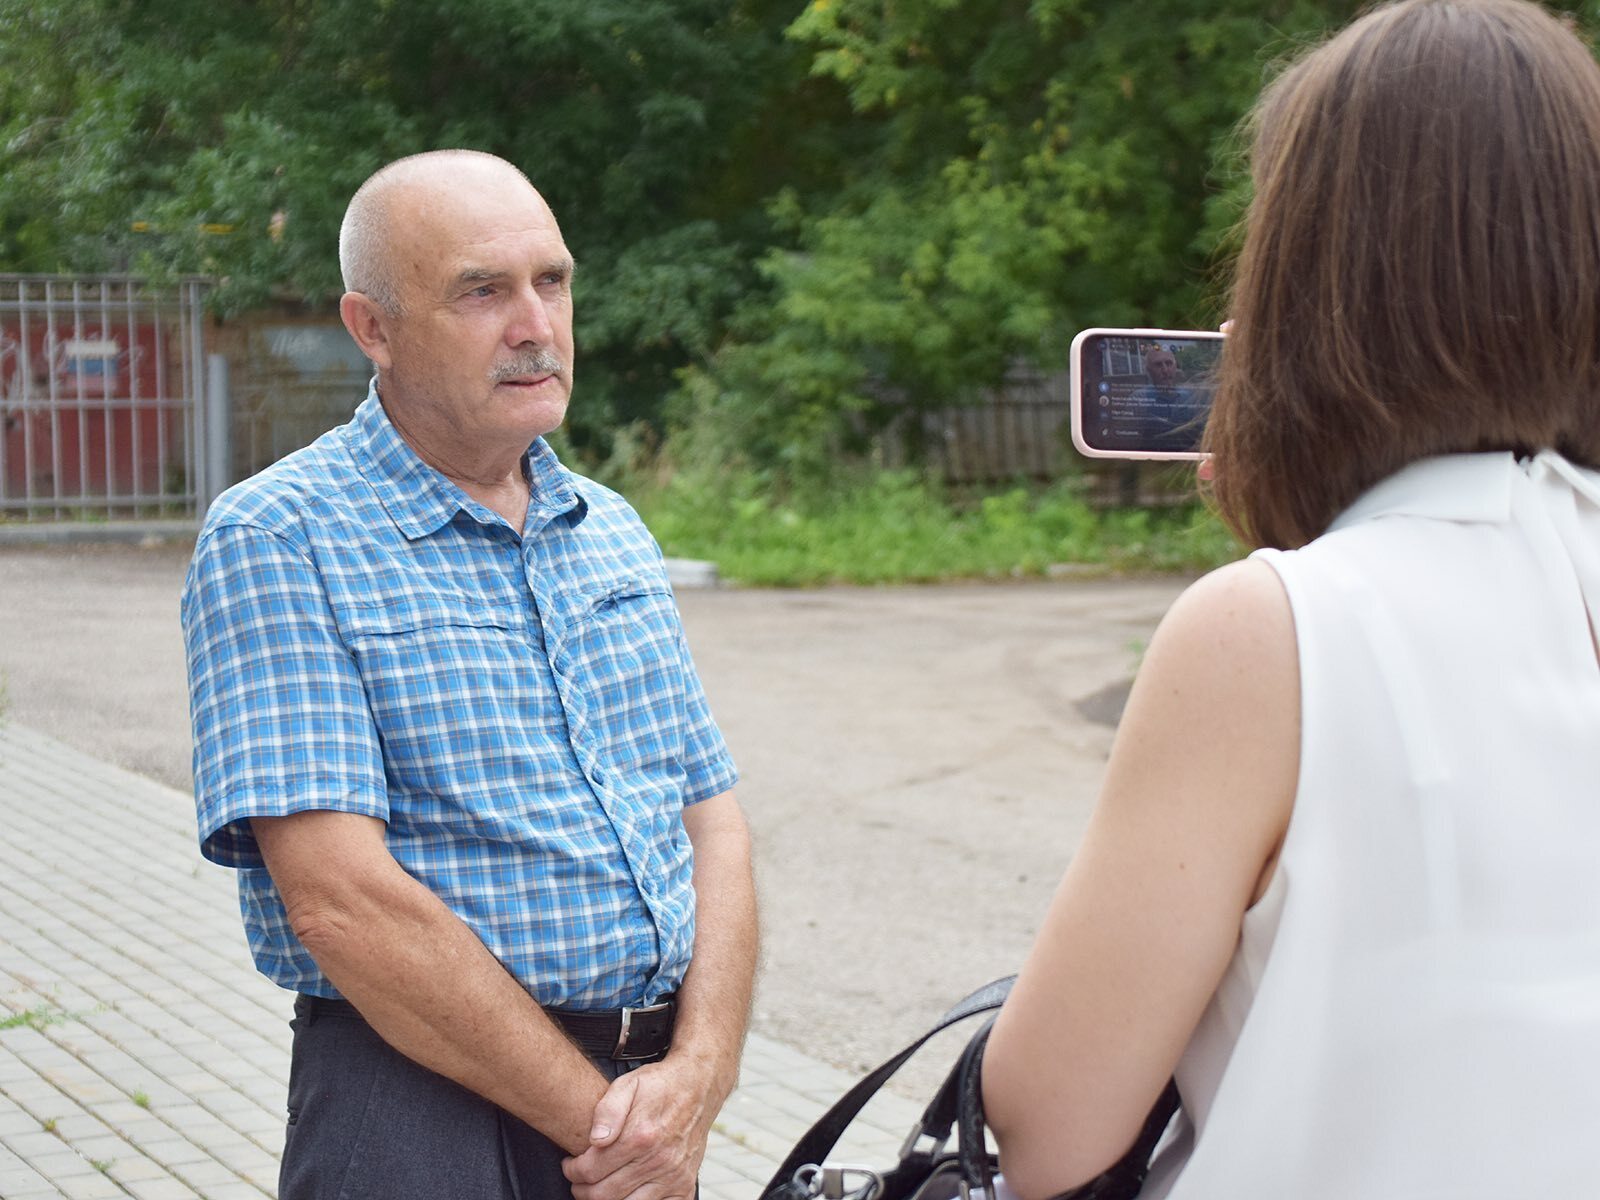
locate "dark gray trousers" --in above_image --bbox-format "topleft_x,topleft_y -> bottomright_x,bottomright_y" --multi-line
279,995 -> 636,1200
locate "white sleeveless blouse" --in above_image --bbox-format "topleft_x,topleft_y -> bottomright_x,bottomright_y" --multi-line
1146,451 -> 1600,1197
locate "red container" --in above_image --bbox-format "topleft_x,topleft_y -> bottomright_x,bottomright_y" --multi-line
1,320 -> 181,505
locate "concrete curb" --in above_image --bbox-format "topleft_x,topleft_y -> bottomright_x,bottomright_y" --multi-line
0,525 -> 723,591
0,521 -> 199,547
664,557 -> 721,589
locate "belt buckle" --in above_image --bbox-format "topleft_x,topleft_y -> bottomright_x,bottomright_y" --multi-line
613,1000 -> 671,1060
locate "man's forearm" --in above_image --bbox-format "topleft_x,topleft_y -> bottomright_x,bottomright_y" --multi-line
253,811 -> 608,1153
673,792 -> 759,1096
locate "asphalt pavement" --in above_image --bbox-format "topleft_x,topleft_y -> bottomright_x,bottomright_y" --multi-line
0,536 -> 1194,1196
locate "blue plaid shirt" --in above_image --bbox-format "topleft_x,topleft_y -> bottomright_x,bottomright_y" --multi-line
182,387 -> 736,1009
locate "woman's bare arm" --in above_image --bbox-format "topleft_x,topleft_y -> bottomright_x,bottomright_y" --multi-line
982,558 -> 1300,1200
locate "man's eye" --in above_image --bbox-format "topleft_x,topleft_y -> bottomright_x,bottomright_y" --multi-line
468,285 -> 495,298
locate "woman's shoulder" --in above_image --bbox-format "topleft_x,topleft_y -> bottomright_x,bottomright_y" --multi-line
1120,557 -> 1300,824
1153,558 -> 1296,678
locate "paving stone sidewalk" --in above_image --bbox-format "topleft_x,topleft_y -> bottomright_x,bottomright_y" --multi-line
0,723 -> 924,1200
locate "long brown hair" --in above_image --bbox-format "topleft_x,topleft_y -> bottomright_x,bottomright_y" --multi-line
1208,0 -> 1600,549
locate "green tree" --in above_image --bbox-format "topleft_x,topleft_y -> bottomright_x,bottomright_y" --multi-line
11,0 -> 1599,478
674,0 -> 1361,476
0,0 -> 808,453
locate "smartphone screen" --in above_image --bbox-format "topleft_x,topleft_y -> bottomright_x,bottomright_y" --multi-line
1070,328 -> 1224,460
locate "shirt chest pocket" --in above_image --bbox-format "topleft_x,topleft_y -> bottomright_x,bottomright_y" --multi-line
549,579 -> 691,765
329,592 -> 551,784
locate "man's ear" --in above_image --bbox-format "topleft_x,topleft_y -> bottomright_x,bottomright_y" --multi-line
339,292 -> 395,371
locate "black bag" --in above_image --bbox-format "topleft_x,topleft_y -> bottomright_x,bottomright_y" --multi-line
758,977 -> 1181,1200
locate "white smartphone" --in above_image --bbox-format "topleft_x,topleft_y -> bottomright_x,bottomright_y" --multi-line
1069,327 -> 1225,461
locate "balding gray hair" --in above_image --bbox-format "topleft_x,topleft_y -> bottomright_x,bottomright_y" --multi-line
337,149 -> 532,317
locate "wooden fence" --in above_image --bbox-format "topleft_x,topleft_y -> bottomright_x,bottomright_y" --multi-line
875,363 -> 1198,506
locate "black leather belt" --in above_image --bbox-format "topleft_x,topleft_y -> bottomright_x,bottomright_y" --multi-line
295,994 -> 676,1063
547,996 -> 677,1062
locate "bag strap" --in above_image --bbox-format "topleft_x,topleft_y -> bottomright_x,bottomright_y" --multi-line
955,1016 -> 1000,1194
918,1015 -> 1181,1199
759,976 -> 1016,1199
952,1026 -> 1182,1200
1047,1079 -> 1181,1200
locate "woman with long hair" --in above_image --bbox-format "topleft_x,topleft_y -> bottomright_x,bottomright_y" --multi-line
982,1 -> 1600,1195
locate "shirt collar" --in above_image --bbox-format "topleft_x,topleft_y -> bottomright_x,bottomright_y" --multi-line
343,380 -> 586,540
523,436 -> 588,536
1327,452 -> 1519,534
1326,449 -> 1600,534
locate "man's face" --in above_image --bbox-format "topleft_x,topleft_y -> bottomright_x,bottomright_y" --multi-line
377,172 -> 576,454
1146,350 -> 1179,386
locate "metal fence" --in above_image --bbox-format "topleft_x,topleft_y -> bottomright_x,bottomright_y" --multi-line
0,282 -> 1191,519
0,274 -> 209,520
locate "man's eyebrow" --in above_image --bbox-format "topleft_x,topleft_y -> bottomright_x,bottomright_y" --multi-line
453,258 -> 576,288
454,266 -> 505,287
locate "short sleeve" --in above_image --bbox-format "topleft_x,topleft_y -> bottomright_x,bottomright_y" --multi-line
673,624 -> 739,806
182,521 -> 388,867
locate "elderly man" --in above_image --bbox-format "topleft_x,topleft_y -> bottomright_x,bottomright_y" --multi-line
182,150 -> 755,1200
1123,345 -> 1208,453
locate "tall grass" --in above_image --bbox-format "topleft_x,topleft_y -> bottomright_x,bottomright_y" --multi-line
628,468 -> 1242,586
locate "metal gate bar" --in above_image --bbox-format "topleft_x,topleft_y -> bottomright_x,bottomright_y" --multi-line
0,274 -> 207,520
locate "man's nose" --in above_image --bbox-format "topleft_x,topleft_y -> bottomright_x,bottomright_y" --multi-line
505,285 -> 556,347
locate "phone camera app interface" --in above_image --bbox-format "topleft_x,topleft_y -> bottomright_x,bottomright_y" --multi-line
1080,335 -> 1220,453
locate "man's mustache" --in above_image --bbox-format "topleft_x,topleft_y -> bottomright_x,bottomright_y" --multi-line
489,350 -> 565,382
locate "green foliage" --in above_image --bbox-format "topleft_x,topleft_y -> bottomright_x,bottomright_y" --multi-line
0,0 -> 804,451
631,466 -> 1241,586
13,0 -> 1596,483
675,0 -> 1353,475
